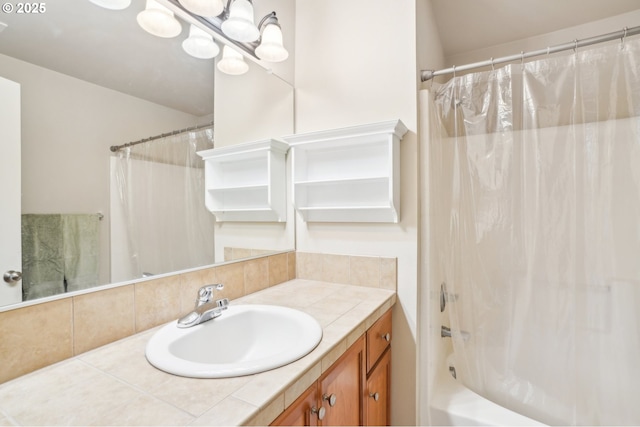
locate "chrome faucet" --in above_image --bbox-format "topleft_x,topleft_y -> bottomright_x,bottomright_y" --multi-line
177,284 -> 229,328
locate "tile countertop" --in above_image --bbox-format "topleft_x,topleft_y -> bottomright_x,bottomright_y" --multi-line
0,279 -> 396,426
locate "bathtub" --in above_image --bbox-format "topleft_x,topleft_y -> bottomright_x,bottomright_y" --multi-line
429,371 -> 545,426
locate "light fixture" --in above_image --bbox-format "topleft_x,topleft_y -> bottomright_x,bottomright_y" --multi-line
88,0 -> 131,10
120,0 -> 288,76
217,45 -> 249,75
182,24 -> 220,59
137,0 -> 182,38
178,0 -> 224,17
220,0 -> 260,43
255,12 -> 288,62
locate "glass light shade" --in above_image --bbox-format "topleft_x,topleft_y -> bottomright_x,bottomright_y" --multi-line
178,0 -> 223,17
217,46 -> 249,75
137,0 -> 182,38
255,24 -> 288,62
88,0 -> 131,9
182,25 -> 220,59
220,0 -> 260,42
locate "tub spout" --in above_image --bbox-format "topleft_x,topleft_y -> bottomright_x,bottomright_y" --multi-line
441,325 -> 471,341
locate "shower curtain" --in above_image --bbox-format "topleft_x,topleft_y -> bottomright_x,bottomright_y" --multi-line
428,37 -> 640,425
112,126 -> 215,281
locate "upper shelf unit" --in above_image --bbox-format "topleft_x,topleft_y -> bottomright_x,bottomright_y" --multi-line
197,139 -> 289,222
284,120 -> 407,223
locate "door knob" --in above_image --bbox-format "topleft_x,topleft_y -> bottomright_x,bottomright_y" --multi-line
3,270 -> 22,284
369,392 -> 380,401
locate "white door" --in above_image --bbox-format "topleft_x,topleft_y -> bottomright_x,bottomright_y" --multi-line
0,76 -> 22,305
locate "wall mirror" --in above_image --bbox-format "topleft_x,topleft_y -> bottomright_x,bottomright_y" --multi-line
0,0 -> 295,309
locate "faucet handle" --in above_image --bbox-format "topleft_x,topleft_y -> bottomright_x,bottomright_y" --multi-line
196,284 -> 224,306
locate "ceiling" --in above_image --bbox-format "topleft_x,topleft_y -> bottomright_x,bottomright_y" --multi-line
431,0 -> 640,58
0,0 -> 214,116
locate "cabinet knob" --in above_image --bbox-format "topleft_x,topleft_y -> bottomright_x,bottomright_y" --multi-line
322,393 -> 337,407
369,392 -> 380,401
311,406 -> 326,420
382,332 -> 391,342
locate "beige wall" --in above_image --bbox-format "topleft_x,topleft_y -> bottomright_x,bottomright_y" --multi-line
213,62 -> 294,147
294,1 -> 444,424
415,1 -> 445,424
0,53 -> 202,286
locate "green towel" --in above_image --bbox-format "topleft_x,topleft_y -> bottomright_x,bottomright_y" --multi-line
62,214 -> 99,292
21,214 -> 100,300
21,214 -> 65,301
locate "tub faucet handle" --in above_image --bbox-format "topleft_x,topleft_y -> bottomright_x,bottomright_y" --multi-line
441,325 -> 471,342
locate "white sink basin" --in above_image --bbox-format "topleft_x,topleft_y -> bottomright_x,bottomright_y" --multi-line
145,304 -> 323,378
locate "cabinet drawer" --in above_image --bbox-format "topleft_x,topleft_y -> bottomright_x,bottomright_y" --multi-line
366,309 -> 392,372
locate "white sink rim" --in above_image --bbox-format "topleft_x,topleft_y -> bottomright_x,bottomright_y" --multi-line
145,304 -> 323,378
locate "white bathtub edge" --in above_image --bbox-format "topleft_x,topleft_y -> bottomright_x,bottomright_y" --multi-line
429,372 -> 546,426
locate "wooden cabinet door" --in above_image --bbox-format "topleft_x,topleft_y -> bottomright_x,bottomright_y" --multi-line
319,336 -> 365,426
365,347 -> 391,426
271,382 -> 319,426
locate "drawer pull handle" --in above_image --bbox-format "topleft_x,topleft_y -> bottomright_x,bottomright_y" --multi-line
382,332 -> 391,342
311,406 -> 326,420
369,392 -> 380,401
323,393 -> 337,407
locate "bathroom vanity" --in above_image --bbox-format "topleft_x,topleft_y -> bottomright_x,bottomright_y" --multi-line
0,279 -> 395,426
271,309 -> 392,426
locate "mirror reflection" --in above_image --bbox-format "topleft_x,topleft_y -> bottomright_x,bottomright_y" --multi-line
0,0 -> 294,308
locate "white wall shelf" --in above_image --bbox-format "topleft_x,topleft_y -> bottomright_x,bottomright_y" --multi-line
197,139 -> 289,222
284,119 -> 407,223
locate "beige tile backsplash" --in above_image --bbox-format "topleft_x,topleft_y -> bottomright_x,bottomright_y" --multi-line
297,252 -> 397,290
73,285 -> 135,355
0,299 -> 73,383
0,250 -> 396,385
268,252 -> 289,286
244,258 -> 269,295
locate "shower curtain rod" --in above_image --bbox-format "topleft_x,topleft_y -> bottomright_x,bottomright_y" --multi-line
421,25 -> 640,82
109,121 -> 213,153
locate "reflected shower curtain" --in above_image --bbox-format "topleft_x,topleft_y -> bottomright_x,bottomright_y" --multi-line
112,127 -> 215,281
429,38 -> 640,425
